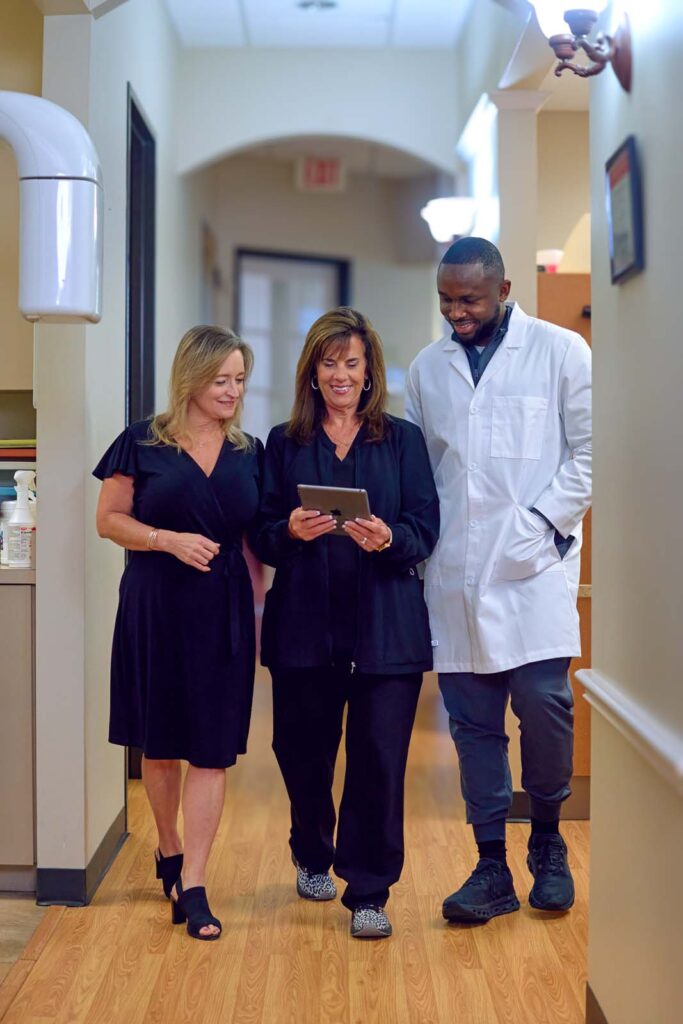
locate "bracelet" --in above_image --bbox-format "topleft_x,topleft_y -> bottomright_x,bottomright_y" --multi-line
375,526 -> 392,553
146,528 -> 159,550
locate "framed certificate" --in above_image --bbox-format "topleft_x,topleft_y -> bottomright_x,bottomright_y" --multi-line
605,135 -> 645,284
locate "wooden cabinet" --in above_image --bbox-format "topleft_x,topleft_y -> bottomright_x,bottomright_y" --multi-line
538,273 -> 592,813
0,573 -> 35,890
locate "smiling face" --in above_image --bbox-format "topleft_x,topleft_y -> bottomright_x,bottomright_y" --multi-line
437,262 -> 511,345
316,333 -> 367,417
189,349 -> 246,424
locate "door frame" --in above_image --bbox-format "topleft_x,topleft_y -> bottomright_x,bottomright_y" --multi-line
125,85 -> 156,782
234,248 -> 350,330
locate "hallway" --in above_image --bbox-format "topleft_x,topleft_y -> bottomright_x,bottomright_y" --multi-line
0,672 -> 589,1024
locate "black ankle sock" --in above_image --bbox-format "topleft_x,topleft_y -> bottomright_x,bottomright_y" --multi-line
531,818 -> 560,837
477,839 -> 507,865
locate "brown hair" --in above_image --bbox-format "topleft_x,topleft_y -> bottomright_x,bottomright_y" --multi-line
148,325 -> 254,451
287,307 -> 388,445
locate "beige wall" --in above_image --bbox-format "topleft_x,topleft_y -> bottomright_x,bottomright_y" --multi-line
586,3 -> 683,1021
537,111 -> 590,271
0,0 -> 43,391
36,0 -> 210,870
209,154 -> 439,400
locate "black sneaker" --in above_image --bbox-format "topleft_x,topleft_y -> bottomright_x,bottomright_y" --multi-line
442,859 -> 520,923
527,834 -> 575,911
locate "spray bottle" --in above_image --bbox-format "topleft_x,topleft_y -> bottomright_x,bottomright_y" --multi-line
7,470 -> 36,569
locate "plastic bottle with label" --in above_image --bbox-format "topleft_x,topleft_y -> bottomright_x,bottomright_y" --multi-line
7,470 -> 36,569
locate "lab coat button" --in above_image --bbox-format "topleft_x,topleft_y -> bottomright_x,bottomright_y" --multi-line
469,463 -> 477,471
469,520 -> 477,528
470,407 -> 478,415
466,576 -> 474,586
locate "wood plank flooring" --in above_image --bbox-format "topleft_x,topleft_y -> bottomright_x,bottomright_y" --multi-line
0,672 -> 589,1023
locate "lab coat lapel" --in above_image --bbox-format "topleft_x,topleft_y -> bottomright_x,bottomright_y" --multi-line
475,303 -> 529,392
442,335 -> 475,390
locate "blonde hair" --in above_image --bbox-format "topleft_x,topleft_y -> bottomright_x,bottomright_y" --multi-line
149,325 -> 254,451
287,307 -> 388,445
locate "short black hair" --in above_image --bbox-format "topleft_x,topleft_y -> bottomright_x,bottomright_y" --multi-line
440,237 -> 505,281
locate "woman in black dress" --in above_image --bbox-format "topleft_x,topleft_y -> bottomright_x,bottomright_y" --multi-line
94,325 -> 261,940
251,307 -> 439,939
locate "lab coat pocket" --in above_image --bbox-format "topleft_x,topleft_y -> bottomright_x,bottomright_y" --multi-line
490,396 -> 549,460
491,505 -> 561,582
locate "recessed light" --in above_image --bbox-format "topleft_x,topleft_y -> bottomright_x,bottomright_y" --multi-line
297,1 -> 338,10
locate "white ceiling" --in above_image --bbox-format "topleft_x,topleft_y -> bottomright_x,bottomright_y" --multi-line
163,0 -> 475,49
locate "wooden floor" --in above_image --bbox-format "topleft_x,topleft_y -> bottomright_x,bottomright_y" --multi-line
0,672 -> 589,1024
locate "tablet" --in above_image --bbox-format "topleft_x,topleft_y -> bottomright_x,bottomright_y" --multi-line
297,484 -> 371,537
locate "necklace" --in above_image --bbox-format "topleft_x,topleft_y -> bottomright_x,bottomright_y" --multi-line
324,420 -> 361,449
188,427 -> 224,449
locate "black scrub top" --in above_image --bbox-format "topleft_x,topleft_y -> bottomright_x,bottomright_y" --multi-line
321,431 -> 360,664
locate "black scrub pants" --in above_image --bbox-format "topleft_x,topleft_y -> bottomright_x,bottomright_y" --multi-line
271,664 -> 422,909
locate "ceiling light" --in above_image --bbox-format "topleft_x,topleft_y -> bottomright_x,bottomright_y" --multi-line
420,198 -> 477,244
297,1 -> 338,9
529,1 -> 632,92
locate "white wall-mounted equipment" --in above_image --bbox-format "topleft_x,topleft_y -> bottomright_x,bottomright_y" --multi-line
0,91 -> 103,324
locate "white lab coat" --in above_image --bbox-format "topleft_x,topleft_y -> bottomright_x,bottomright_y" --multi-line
405,303 -> 592,673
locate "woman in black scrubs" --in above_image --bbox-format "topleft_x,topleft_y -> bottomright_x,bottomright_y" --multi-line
94,326 -> 261,941
252,308 -> 439,939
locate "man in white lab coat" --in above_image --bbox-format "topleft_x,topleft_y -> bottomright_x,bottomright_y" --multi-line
405,237 -> 591,923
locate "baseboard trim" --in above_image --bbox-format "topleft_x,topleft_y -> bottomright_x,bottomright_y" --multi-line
507,776 -> 590,822
586,982 -> 609,1024
36,806 -> 128,906
0,866 -> 36,893
577,669 -> 683,797
507,791 -> 530,821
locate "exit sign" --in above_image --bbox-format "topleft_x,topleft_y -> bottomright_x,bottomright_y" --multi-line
296,157 -> 346,193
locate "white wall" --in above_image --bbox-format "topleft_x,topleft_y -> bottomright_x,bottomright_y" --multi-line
0,0 -> 43,391
453,0 -> 527,139
208,154 -> 440,421
37,0 -> 211,870
585,3 -> 683,1021
176,49 -> 459,178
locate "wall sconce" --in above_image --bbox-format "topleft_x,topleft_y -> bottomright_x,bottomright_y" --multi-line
420,197 -> 477,243
530,1 -> 632,92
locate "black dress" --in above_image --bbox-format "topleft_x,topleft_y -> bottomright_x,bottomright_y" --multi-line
93,419 -> 263,768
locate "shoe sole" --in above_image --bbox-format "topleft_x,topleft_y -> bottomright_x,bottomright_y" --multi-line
442,894 -> 521,923
351,927 -> 392,939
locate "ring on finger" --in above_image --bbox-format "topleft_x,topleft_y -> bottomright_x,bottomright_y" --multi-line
361,536 -> 367,545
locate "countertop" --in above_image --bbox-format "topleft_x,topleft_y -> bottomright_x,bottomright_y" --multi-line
0,567 -> 36,584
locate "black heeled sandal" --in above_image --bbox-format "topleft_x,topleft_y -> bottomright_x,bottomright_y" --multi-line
171,879 -> 222,941
154,848 -> 184,899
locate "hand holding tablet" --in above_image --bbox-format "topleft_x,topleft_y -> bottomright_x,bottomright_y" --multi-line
294,485 -> 392,552
297,484 -> 371,536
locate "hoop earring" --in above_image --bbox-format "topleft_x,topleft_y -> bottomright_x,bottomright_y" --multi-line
363,378 -> 372,392
311,378 -> 319,391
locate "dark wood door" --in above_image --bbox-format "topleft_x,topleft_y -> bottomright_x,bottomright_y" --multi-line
125,88 -> 156,779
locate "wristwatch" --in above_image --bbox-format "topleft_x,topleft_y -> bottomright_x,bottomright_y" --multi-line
375,526 -> 393,552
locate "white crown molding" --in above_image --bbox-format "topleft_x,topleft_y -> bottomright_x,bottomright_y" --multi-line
32,0 -> 128,14
577,668 -> 683,798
